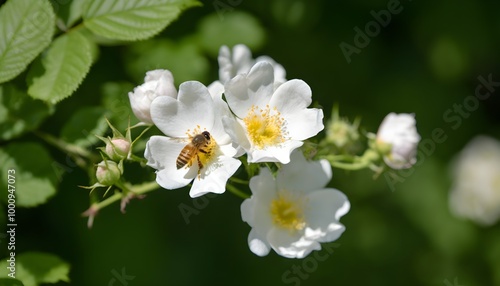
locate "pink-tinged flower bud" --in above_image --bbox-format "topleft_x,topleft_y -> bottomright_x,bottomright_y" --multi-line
96,160 -> 121,186
105,138 -> 131,161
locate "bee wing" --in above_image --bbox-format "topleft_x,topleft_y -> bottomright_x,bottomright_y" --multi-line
170,137 -> 190,144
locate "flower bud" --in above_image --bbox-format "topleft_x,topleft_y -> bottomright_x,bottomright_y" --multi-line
128,69 -> 177,124
376,113 -> 420,169
96,160 -> 121,186
326,119 -> 359,149
105,138 -> 131,161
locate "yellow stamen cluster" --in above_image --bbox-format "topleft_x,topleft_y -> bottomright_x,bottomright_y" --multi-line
270,191 -> 306,231
243,105 -> 286,149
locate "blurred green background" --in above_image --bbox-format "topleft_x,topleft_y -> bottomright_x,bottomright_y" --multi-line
3,0 -> 500,285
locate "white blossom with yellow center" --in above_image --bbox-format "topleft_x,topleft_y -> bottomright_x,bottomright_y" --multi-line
449,136 -> 500,226
222,62 -> 324,164
241,151 -> 350,258
144,81 -> 241,198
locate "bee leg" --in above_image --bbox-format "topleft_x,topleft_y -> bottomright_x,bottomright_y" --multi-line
196,154 -> 203,180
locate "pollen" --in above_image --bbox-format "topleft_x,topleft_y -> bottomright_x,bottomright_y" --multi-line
270,191 -> 306,232
243,105 -> 287,149
198,139 -> 218,166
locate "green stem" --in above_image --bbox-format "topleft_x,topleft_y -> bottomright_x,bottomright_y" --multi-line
35,131 -> 93,158
323,149 -> 380,171
226,184 -> 250,199
229,177 -> 249,185
92,181 -> 159,212
329,160 -> 371,170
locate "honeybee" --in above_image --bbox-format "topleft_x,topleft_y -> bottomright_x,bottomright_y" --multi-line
176,131 -> 211,174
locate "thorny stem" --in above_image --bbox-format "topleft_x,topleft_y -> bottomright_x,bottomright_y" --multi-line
83,181 -> 159,227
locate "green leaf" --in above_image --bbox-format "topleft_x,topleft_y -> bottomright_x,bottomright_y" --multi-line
0,0 -> 55,83
0,142 -> 58,207
27,31 -> 92,104
0,84 -> 53,141
197,11 -> 266,57
124,38 -> 209,85
101,81 -> 138,131
60,106 -> 109,148
82,0 -> 200,41
0,278 -> 24,286
0,252 -> 69,286
54,0 -> 86,29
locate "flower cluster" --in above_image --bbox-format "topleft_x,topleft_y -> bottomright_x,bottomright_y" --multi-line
120,44 -> 422,258
143,45 -> 324,198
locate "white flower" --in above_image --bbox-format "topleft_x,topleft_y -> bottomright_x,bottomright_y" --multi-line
241,151 -> 350,258
222,62 -> 324,164
144,81 -> 241,198
376,113 -> 420,169
218,44 -> 286,85
449,136 -> 500,226
128,69 -> 177,124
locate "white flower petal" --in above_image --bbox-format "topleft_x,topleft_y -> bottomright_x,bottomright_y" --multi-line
269,79 -> 312,115
222,116 -> 251,151
151,81 -> 215,138
284,108 -> 324,141
211,91 -> 234,145
377,113 -> 420,169
303,189 -> 349,242
241,197 -> 255,225
247,140 -> 303,164
218,44 -> 254,84
248,228 -> 272,257
249,168 -> 277,199
224,62 -> 275,118
207,80 -> 225,100
128,69 -> 177,124
255,55 -> 286,84
145,69 -> 177,98
277,151 -> 332,193
448,136 -> 500,226
145,136 -> 193,189
267,227 -> 321,259
189,156 -> 241,198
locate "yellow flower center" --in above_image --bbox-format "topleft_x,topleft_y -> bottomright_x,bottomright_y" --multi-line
270,191 -> 306,231
243,105 -> 286,149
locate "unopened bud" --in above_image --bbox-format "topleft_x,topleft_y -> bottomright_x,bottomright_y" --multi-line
105,138 -> 131,160
326,119 -> 359,149
96,160 -> 121,185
